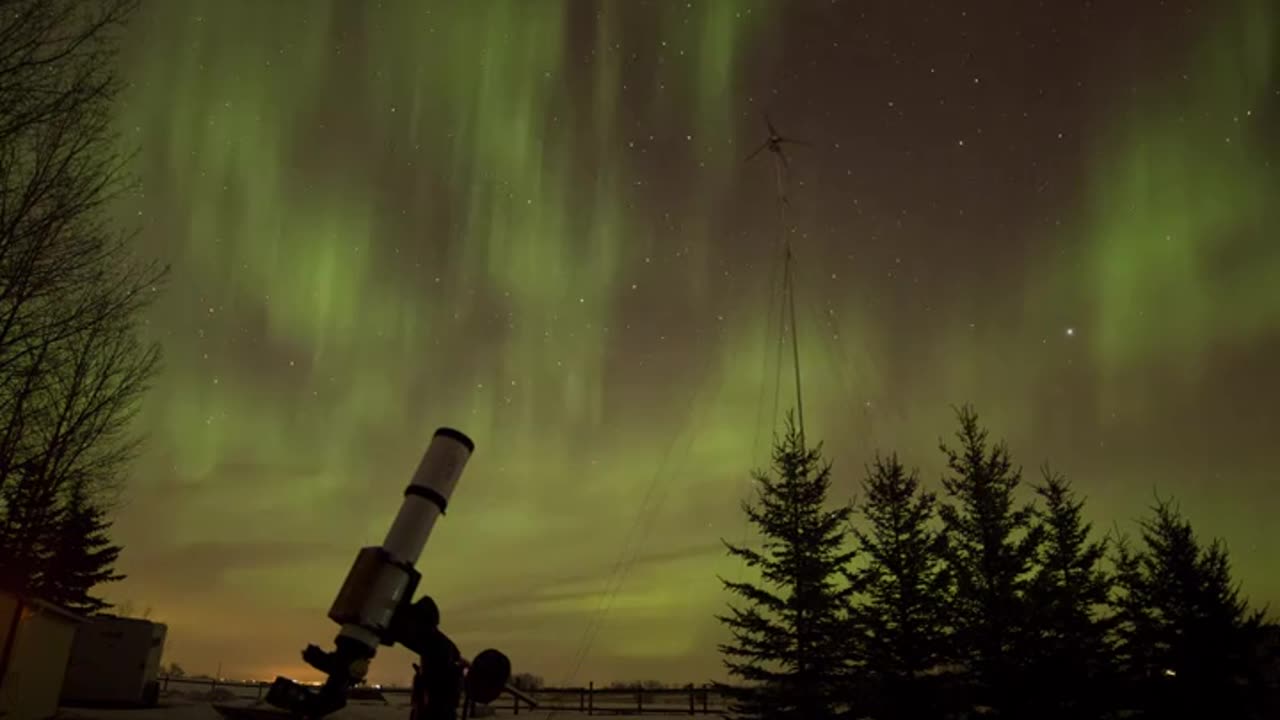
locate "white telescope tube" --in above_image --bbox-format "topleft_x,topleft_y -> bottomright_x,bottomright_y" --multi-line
382,427 -> 474,566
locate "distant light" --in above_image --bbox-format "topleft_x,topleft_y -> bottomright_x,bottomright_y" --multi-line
1065,327 -> 1075,337
1163,668 -> 1176,677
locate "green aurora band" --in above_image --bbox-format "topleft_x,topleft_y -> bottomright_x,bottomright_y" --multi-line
1083,0 -> 1278,382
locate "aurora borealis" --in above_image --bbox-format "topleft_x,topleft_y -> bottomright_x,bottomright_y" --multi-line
105,0 -> 1277,686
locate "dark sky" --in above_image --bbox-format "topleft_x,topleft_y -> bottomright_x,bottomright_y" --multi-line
108,0 -> 1278,686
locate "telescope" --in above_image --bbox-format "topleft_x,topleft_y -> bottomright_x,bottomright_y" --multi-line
257,428 -> 512,719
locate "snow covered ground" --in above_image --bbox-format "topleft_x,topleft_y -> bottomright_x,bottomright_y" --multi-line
56,697 -> 658,720
58,706 -> 655,720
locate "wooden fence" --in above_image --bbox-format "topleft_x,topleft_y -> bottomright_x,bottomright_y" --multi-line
158,676 -> 731,715
487,683 -> 728,715
159,676 -> 273,701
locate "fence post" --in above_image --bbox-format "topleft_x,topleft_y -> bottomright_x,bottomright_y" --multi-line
588,681 -> 594,716
162,675 -> 169,692
257,682 -> 265,700
512,690 -> 519,716
637,688 -> 643,714
701,687 -> 708,714
210,677 -> 218,694
688,685 -> 695,715
579,688 -> 585,712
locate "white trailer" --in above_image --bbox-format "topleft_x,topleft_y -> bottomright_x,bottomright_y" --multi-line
61,615 -> 167,706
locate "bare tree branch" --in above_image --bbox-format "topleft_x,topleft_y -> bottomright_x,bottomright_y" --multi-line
0,0 -> 159,603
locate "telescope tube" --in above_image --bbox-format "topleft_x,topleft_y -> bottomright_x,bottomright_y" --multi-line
382,427 -> 474,565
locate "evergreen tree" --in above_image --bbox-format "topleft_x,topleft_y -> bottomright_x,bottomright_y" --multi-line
0,466 -> 53,594
1111,498 -> 1265,719
34,478 -> 124,613
849,454 -> 951,720
717,416 -> 857,720
1022,467 -> 1114,720
936,405 -> 1042,717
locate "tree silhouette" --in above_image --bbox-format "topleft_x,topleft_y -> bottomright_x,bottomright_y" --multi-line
717,416 -> 856,720
848,453 -> 951,720
936,405 -> 1043,717
32,478 -> 123,613
1255,622 -> 1280,718
1111,497 -> 1266,719
510,672 -> 544,692
1022,467 -> 1115,720
0,0 -> 161,603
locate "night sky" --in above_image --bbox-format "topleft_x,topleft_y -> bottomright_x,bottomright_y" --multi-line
106,0 -> 1278,687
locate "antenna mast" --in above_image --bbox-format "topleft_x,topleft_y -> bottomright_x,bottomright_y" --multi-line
746,115 -> 810,447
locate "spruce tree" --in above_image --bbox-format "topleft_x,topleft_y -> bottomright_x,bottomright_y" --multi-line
0,468 -> 52,595
936,405 -> 1042,717
1111,498 -> 1265,719
35,479 -> 124,613
849,453 -> 950,720
1023,467 -> 1114,720
717,415 -> 856,720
